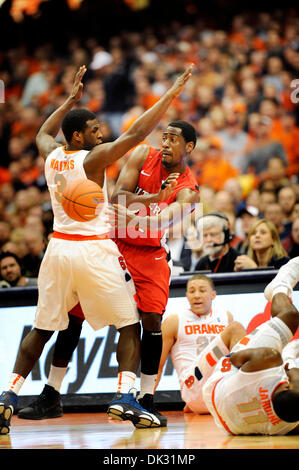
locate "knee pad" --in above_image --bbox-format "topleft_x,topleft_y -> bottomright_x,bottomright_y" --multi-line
141,329 -> 162,375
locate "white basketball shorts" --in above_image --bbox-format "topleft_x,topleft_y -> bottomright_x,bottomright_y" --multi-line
34,237 -> 139,331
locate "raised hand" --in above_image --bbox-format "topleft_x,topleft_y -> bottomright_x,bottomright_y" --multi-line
70,65 -> 87,102
169,64 -> 194,98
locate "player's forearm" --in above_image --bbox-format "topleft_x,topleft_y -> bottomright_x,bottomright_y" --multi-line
37,95 -> 75,139
112,190 -> 160,207
135,202 -> 191,231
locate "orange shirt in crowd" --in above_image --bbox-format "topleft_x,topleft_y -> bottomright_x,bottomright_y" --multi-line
195,156 -> 238,191
270,124 -> 299,176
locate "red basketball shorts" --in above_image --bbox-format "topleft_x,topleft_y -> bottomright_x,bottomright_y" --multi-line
116,240 -> 170,315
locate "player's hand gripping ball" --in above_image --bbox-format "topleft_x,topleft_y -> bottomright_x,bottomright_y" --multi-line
61,178 -> 104,222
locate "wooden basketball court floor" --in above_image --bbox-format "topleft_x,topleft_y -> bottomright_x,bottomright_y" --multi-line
1,410 -> 299,452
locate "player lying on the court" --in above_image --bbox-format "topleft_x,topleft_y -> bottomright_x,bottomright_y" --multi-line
155,274 -> 246,414
0,64 -> 194,435
202,290 -> 299,435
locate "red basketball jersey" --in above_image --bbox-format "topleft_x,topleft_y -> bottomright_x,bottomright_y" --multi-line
119,147 -> 199,247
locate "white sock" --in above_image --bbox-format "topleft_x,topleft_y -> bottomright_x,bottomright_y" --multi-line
117,371 -> 136,394
8,374 -> 25,395
273,258 -> 299,293
47,365 -> 67,392
139,373 -> 157,398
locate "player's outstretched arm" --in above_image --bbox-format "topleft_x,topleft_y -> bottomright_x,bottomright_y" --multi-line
84,65 -> 194,176
36,65 -> 86,159
107,187 -> 200,232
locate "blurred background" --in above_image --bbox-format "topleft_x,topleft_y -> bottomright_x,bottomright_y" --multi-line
0,1 -> 299,281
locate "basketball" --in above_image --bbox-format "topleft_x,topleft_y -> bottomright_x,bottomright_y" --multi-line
61,178 -> 105,222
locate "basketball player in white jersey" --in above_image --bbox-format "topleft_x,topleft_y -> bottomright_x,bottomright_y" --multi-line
202,289 -> 299,435
156,274 -> 246,414
0,64 -> 194,434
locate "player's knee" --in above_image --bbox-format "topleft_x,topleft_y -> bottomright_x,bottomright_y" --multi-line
20,328 -> 53,358
272,293 -> 298,317
118,321 -> 141,337
141,312 -> 161,331
221,321 -> 246,347
277,305 -> 299,335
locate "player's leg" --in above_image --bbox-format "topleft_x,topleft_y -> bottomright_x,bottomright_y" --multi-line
270,292 -> 299,336
231,293 -> 299,360
108,320 -> 164,428
18,313 -> 83,420
181,321 -> 246,413
0,328 -> 54,434
77,240 -> 159,428
137,311 -> 167,427
264,257 -> 299,301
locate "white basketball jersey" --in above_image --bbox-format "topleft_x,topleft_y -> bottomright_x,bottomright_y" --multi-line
45,146 -> 109,236
171,306 -> 230,386
212,363 -> 298,435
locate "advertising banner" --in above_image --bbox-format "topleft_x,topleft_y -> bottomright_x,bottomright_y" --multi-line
1,291 -> 298,396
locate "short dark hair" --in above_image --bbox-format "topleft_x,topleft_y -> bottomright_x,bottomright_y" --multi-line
272,389 -> 299,422
0,251 -> 22,266
168,120 -> 197,147
61,109 -> 97,143
187,274 -> 215,290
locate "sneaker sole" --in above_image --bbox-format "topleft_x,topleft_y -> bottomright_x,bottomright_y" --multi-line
0,404 -> 13,435
124,410 -> 154,428
107,405 -> 155,428
107,405 -> 129,422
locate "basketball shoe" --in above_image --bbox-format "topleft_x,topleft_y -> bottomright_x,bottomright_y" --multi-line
138,394 -> 167,427
18,385 -> 63,420
0,391 -> 18,434
107,390 -> 160,428
264,257 -> 299,301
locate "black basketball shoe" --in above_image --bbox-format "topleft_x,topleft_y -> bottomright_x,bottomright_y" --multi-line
18,385 -> 63,420
138,394 -> 167,427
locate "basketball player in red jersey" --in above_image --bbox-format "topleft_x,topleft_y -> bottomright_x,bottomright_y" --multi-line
0,64 -> 194,434
106,119 -> 201,425
17,120 -> 200,428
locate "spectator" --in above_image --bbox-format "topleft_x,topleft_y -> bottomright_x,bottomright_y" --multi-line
235,205 -> 260,255
194,213 -> 238,273
212,190 -> 235,215
22,229 -> 46,277
270,111 -> 299,177
234,219 -> 289,271
259,157 -> 289,192
242,115 -> 287,175
93,47 -> 138,139
195,136 -> 238,191
283,217 -> 299,259
278,185 -> 297,226
180,224 -> 204,272
222,178 -> 245,214
217,113 -> 249,170
0,251 -> 37,288
258,189 -> 277,216
263,202 -> 291,243
0,221 -> 12,250
241,78 -> 263,115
